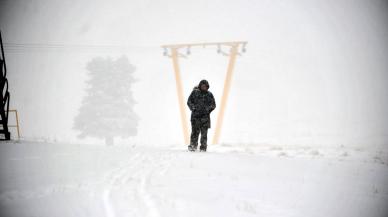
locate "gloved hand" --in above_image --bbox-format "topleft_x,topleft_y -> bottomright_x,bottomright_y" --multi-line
198,108 -> 208,116
192,107 -> 206,117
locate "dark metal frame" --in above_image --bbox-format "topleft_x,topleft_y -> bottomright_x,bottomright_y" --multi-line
0,30 -> 11,140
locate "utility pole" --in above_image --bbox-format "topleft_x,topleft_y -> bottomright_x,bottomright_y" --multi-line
162,41 -> 247,145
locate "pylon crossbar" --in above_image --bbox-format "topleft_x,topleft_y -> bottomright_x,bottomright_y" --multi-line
162,41 -> 247,49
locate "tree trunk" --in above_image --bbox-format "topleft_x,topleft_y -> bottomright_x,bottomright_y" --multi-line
105,136 -> 114,146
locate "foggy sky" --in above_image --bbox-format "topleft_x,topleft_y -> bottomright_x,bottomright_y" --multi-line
0,0 -> 387,147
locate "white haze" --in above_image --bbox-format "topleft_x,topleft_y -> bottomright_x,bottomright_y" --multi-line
0,0 -> 388,147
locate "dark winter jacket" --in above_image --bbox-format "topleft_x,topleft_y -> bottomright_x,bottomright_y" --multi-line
187,80 -> 216,128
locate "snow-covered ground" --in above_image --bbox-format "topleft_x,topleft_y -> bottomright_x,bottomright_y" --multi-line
0,141 -> 387,217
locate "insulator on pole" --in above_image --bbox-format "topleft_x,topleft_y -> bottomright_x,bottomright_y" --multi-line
242,43 -> 247,53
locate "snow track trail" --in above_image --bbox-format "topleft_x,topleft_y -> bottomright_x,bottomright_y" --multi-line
0,142 -> 387,217
100,148 -> 176,217
102,153 -> 142,217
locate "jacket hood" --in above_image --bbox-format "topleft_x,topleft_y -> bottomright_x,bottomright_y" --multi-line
198,79 -> 210,90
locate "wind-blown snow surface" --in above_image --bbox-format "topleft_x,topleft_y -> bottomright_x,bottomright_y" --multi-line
0,141 -> 387,217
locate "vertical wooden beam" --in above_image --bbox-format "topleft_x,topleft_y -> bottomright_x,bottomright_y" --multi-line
14,109 -> 20,139
171,48 -> 190,145
212,45 -> 239,145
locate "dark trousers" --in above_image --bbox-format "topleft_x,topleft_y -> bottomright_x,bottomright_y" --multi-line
189,120 -> 208,149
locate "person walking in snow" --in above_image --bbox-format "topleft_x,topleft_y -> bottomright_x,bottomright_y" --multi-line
187,79 -> 216,152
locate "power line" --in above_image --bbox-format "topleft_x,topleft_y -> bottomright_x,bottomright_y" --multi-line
3,43 -> 160,53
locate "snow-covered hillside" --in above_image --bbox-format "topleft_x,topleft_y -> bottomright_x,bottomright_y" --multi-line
1,0 -> 387,216
0,141 -> 387,217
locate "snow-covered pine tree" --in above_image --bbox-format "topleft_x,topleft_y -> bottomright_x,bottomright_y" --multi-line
73,55 -> 139,145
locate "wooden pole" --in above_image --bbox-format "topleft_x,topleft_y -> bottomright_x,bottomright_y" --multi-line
14,109 -> 20,139
212,45 -> 239,144
171,48 -> 190,145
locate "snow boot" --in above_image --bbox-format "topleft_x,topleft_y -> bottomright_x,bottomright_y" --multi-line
188,145 -> 196,152
200,145 -> 207,152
